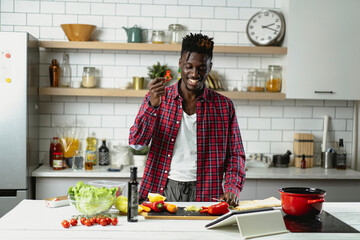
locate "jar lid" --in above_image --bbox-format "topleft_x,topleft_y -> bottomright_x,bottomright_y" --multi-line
153,30 -> 165,34
168,24 -> 183,29
268,65 -> 282,70
84,67 -> 95,69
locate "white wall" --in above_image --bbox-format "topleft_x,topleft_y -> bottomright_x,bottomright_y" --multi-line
0,0 -> 354,167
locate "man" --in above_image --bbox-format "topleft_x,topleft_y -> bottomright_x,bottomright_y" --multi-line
129,33 -> 245,206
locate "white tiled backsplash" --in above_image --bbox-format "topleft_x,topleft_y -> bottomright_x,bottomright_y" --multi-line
1,0 -> 354,166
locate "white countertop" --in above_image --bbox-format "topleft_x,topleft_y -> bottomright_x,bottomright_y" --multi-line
0,200 -> 359,240
32,164 -> 145,178
32,164 -> 360,180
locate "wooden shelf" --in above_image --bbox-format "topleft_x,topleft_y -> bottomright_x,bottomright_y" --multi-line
39,87 -> 148,97
39,87 -> 286,100
39,41 -> 287,55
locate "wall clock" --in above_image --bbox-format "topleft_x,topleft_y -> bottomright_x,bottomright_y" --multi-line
246,10 -> 286,46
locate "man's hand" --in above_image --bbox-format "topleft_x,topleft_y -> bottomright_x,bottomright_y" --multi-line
148,77 -> 166,108
219,191 -> 239,207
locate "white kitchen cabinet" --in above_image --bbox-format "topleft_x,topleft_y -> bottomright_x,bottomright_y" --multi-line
286,0 -> 360,100
33,165 -> 360,201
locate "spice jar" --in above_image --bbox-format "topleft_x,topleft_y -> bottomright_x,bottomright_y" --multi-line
152,30 -> 165,44
266,65 -> 282,92
82,67 -> 96,88
168,24 -> 184,44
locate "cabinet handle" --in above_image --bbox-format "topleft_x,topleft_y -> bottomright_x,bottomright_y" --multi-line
314,91 -> 334,94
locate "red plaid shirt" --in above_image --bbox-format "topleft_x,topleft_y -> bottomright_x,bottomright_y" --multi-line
129,81 -> 246,201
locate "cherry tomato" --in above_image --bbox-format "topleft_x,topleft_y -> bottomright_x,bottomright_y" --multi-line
111,217 -> 118,226
84,219 -> 91,227
70,218 -> 78,226
90,218 -> 96,225
96,217 -> 101,224
105,217 -> 111,225
100,218 -> 107,226
80,217 -> 86,225
61,220 -> 70,228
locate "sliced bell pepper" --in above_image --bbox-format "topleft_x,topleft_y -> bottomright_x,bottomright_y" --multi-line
142,201 -> 164,212
201,202 -> 229,215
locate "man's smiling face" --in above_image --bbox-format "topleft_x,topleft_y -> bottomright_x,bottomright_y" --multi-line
179,51 -> 212,93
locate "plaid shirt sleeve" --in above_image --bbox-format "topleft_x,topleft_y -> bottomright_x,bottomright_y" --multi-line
223,100 -> 246,197
129,93 -> 158,146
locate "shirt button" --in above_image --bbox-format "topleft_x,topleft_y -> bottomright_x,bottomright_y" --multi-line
176,121 -> 179,124
179,105 -> 182,108
171,139 -> 174,141
165,170 -> 168,173
160,188 -> 163,191
168,154 -> 171,157
154,113 -> 157,116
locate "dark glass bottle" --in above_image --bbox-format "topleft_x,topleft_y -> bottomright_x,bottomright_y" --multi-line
127,166 -> 139,222
336,139 -> 347,170
49,59 -> 60,87
301,154 -> 306,169
98,138 -> 110,166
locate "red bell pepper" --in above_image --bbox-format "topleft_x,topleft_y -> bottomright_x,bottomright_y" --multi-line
142,201 -> 164,212
201,202 -> 230,215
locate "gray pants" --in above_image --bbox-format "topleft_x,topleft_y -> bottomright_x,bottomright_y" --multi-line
163,179 -> 197,202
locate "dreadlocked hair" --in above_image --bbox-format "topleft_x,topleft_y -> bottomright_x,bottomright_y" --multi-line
181,33 -> 214,59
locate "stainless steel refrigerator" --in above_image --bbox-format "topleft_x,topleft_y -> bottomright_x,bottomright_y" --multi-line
0,32 -> 39,217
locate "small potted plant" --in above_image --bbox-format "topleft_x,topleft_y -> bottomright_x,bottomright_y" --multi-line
129,146 -> 149,167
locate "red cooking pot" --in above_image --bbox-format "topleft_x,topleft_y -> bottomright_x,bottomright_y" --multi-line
279,187 -> 326,216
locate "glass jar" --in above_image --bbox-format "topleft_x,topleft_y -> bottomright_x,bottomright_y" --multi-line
72,150 -> 84,171
255,69 -> 266,92
111,145 -> 131,166
168,24 -> 184,44
53,152 -> 63,170
248,70 -> 265,92
247,71 -> 256,92
266,65 -> 282,92
82,67 -> 96,88
152,30 -> 165,44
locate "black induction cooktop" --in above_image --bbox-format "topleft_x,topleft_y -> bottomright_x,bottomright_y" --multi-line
282,210 -> 359,233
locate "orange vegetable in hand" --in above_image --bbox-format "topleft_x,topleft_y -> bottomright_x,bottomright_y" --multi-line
164,203 -> 178,213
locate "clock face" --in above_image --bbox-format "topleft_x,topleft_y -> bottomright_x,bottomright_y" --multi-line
246,10 -> 285,46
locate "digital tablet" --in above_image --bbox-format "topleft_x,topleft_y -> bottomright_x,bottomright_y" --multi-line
205,207 -> 275,229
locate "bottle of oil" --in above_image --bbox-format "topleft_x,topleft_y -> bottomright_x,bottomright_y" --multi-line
85,136 -> 97,170
335,139 -> 347,169
127,166 -> 139,222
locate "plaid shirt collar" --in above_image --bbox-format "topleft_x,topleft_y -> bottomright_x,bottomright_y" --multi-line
173,79 -> 209,102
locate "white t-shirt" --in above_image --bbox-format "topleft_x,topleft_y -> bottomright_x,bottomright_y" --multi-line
168,111 -> 197,182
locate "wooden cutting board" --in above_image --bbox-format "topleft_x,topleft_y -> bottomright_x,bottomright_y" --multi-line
140,207 -> 219,220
